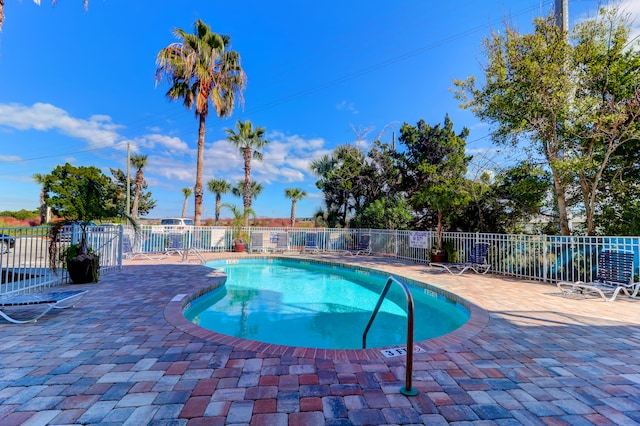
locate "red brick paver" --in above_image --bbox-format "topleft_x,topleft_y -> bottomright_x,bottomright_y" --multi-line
0,253 -> 639,425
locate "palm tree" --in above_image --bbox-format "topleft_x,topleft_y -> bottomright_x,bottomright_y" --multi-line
130,154 -> 148,220
1,1 -> 89,32
206,178 -> 231,225
225,120 -> 269,218
285,188 -> 307,227
156,19 -> 246,226
232,180 -> 264,203
181,187 -> 192,218
33,173 -> 50,225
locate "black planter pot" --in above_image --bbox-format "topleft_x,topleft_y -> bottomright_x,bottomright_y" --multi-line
67,255 -> 100,284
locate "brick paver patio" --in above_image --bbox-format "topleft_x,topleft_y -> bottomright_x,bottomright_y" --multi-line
1,253 -> 639,425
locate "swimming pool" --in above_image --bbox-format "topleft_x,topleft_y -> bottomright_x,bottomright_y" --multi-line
184,258 -> 469,350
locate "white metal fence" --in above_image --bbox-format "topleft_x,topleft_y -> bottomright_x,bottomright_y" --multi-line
2,224 -> 639,295
0,224 -> 122,295
126,225 -> 640,283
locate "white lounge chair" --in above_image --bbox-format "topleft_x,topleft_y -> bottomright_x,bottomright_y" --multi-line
165,234 -> 185,257
557,250 -> 638,302
302,233 -> 320,253
344,234 -> 371,256
0,289 -> 88,324
274,232 -> 290,252
431,243 -> 491,275
250,233 -> 268,253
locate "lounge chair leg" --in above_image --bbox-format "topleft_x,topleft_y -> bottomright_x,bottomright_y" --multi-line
0,308 -> 50,324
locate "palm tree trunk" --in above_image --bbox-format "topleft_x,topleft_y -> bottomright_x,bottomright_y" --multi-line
181,197 -> 188,217
194,115 -> 206,226
215,194 -> 221,225
243,147 -> 251,227
131,170 -> 142,220
290,200 -> 297,227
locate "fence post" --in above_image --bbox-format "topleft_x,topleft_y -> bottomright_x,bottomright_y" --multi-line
117,225 -> 124,269
394,230 -> 398,259
542,234 -> 548,283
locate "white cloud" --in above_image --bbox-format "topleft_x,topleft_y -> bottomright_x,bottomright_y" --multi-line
191,130 -> 330,188
139,134 -> 190,153
0,101 -> 330,209
0,102 -> 125,149
617,0 -> 640,44
149,155 -> 194,182
577,1 -> 640,48
336,100 -> 359,115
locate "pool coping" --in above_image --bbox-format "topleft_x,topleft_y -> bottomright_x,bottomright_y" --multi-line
164,255 -> 490,360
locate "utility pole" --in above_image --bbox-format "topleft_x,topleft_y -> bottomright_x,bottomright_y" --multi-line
126,142 -> 131,217
555,0 -> 568,33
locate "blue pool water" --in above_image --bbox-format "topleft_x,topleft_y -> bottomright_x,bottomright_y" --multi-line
184,259 -> 469,350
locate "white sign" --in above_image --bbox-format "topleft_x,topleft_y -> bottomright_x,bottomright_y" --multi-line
409,231 -> 429,249
380,345 -> 426,358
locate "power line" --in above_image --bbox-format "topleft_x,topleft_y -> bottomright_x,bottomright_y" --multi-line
1,1 -> 554,168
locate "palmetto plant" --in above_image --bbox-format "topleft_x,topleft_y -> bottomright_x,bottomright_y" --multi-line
156,19 -> 246,226
221,203 -> 255,244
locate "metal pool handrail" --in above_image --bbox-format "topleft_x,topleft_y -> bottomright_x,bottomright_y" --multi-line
362,275 -> 417,396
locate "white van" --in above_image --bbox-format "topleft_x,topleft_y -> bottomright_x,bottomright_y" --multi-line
160,218 -> 194,227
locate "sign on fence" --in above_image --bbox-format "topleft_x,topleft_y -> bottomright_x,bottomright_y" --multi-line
409,231 -> 429,249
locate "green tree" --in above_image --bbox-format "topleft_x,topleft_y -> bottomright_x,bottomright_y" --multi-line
225,120 -> 269,223
181,187 -> 192,218
156,19 -> 246,226
566,8 -> 640,235
451,162 -> 552,233
130,154 -> 148,220
366,141 -> 403,202
109,168 -> 156,218
206,178 -> 231,225
284,188 -> 307,227
350,140 -> 405,229
397,115 -> 471,252
45,163 -> 118,254
454,8 -> 640,235
310,144 -> 368,227
454,13 -> 572,234
596,137 -> 640,235
350,196 -> 412,230
310,154 -> 341,227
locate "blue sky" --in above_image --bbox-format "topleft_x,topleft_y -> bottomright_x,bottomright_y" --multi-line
1,0 -> 638,221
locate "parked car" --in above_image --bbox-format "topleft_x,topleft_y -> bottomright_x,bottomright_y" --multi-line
1,233 -> 15,253
160,218 -> 194,227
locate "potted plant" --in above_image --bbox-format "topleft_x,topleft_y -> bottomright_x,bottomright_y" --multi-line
59,229 -> 100,284
222,203 -> 256,252
45,164 -> 122,284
